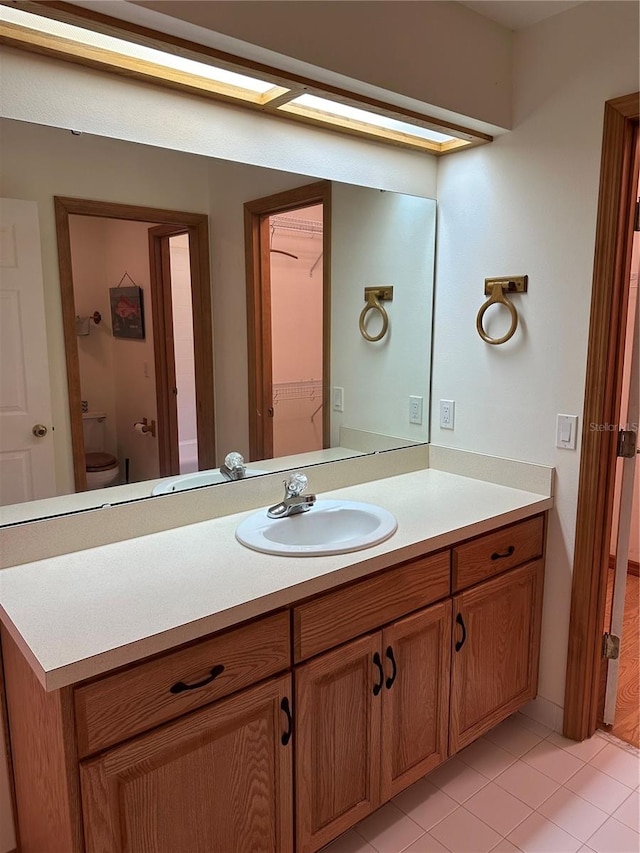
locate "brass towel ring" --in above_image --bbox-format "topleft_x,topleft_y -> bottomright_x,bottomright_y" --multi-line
359,287 -> 393,342
476,282 -> 519,345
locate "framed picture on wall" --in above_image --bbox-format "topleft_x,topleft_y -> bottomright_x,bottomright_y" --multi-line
109,285 -> 145,340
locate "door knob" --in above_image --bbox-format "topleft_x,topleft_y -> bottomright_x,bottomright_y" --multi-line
32,423 -> 48,438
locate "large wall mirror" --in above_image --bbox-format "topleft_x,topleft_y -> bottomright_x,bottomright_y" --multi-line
0,116 -> 436,526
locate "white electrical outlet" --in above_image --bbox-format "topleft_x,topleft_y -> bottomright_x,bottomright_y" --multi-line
409,395 -> 423,425
332,386 -> 344,412
440,399 -> 455,430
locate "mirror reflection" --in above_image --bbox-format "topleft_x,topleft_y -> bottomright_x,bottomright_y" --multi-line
0,118 -> 436,525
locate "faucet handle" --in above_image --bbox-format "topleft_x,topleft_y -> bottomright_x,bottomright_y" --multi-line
224,451 -> 245,471
285,472 -> 308,497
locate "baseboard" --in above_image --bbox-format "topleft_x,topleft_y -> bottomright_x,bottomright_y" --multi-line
608,555 -> 639,576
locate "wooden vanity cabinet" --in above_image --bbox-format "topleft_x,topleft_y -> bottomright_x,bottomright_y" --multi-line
2,513 -> 546,853
449,515 -> 545,754
449,559 -> 544,753
295,633 -> 382,853
80,674 -> 294,853
295,599 -> 452,853
1,611 -> 293,853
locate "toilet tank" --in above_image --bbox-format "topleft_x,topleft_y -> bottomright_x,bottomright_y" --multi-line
82,412 -> 107,453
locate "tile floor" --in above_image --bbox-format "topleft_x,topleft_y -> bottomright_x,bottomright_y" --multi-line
322,713 -> 640,853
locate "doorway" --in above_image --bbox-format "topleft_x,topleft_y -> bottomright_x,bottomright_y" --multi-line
564,93 -> 639,742
269,205 -> 324,458
54,198 -> 214,491
597,206 -> 639,747
244,182 -> 331,462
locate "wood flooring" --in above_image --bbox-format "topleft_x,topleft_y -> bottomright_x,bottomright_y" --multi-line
599,570 -> 639,748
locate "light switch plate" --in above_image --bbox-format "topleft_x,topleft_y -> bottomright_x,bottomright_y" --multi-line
556,414 -> 578,450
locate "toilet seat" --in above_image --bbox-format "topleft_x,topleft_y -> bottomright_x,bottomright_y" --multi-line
86,451 -> 118,471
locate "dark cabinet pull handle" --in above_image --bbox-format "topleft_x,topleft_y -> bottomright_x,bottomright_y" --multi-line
385,646 -> 397,690
491,545 -> 515,560
372,652 -> 384,695
169,664 -> 225,694
455,613 -> 467,652
280,697 -> 293,746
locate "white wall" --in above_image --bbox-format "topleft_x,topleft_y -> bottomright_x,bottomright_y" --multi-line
134,0 -> 512,130
331,185 -> 436,446
432,0 -> 640,711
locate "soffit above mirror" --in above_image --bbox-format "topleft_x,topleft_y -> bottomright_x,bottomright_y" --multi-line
0,0 -> 493,155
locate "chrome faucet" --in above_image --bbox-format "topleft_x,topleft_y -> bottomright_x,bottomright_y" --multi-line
267,472 -> 316,518
220,451 -> 247,481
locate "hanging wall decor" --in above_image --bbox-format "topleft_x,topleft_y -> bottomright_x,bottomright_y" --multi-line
109,273 -> 145,340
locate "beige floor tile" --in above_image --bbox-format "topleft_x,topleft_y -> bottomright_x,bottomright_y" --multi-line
565,764 -> 633,814
464,781 -> 533,837
586,815 -> 640,853
547,732 -> 608,764
355,803 -> 425,853
484,715 -> 545,757
521,739 -> 585,784
321,829 -> 378,852
426,757 -> 490,804
589,741 -> 640,790
429,806 -> 502,853
493,759 -> 560,809
612,788 -> 640,832
458,737 -> 518,779
538,787 -> 609,843
392,778 -> 457,831
507,812 -> 582,853
400,834 -> 450,853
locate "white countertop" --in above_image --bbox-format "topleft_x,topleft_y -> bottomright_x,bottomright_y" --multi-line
0,468 -> 553,692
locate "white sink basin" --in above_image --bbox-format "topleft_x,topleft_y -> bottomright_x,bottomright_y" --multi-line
151,468 -> 267,495
235,499 -> 398,556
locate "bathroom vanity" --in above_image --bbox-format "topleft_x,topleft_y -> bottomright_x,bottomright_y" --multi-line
0,458 -> 552,853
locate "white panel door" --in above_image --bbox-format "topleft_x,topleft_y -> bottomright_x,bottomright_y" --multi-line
0,198 -> 56,506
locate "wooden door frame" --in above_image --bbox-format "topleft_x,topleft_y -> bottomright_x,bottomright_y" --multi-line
563,93 -> 639,741
244,181 -> 331,461
54,197 -> 215,491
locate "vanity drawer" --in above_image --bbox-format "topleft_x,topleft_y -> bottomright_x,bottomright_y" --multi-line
452,515 -> 544,592
293,551 -> 450,662
74,611 -> 290,758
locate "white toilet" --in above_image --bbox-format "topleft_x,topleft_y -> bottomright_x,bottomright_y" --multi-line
82,412 -> 120,489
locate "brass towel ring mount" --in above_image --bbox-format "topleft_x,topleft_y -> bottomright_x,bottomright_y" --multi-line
359,286 -> 394,342
476,276 -> 528,345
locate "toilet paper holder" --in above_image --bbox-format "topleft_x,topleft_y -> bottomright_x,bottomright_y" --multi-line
134,417 -> 156,437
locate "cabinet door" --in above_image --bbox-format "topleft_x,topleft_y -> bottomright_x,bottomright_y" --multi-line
380,600 -> 452,801
295,634 -> 382,853
450,560 -> 544,753
80,675 -> 293,853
